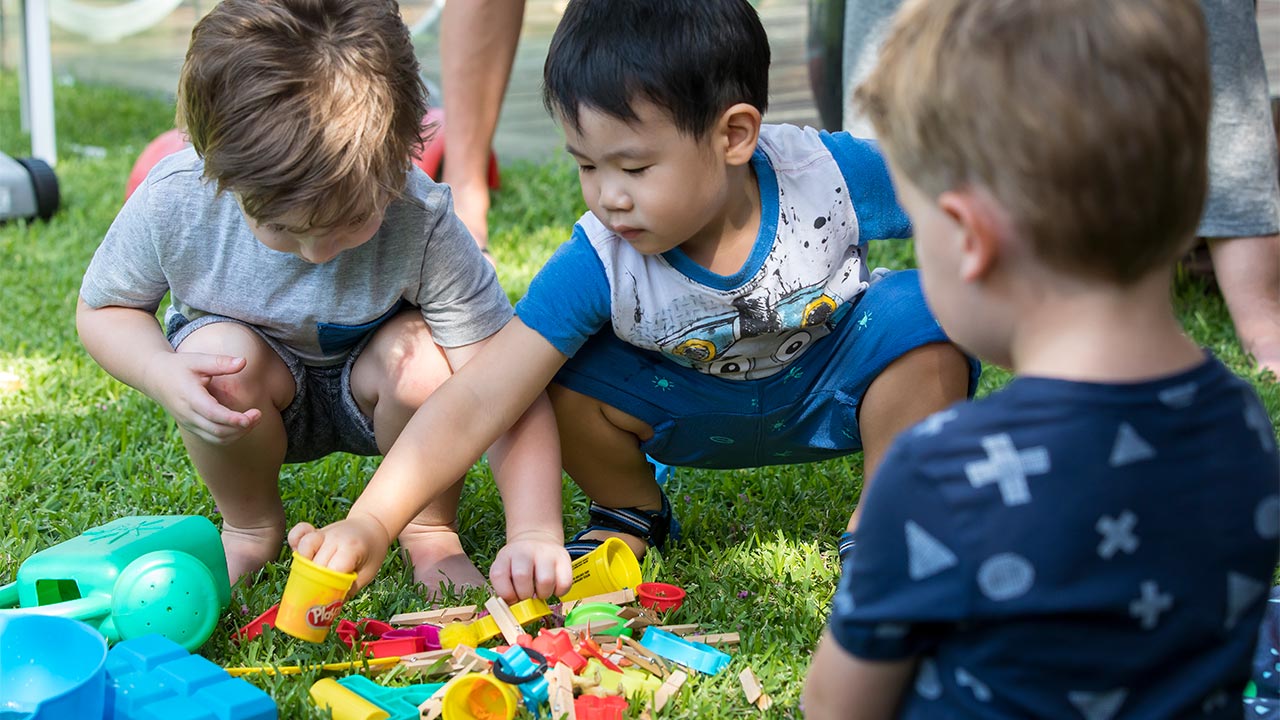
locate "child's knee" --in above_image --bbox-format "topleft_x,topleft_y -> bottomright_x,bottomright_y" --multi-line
178,323 -> 289,408
355,313 -> 451,408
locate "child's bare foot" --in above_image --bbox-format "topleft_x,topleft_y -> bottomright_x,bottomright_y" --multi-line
398,523 -> 486,597
221,522 -> 286,586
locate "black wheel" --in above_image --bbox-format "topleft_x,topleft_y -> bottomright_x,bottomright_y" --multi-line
14,157 -> 59,221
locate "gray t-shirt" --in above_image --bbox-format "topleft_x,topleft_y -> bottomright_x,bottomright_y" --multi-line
81,148 -> 513,365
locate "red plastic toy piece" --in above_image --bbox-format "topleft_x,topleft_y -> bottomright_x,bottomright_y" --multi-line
636,582 -> 687,612
124,129 -> 190,201
577,635 -> 622,673
519,629 -> 588,673
382,623 -> 443,650
575,694 -> 629,720
230,603 -> 279,643
359,636 -> 422,658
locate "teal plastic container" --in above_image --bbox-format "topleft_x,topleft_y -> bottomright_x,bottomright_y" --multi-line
0,516 -> 230,651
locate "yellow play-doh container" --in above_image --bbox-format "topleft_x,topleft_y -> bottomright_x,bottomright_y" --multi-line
275,552 -> 356,643
560,537 -> 641,602
442,673 -> 519,720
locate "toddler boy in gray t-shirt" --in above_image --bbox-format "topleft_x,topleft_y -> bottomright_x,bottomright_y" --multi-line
76,0 -> 573,602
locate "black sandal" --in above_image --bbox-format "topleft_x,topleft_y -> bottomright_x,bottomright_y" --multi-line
565,491 -> 678,560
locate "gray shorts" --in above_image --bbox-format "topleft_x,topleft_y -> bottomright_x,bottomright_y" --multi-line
166,313 -> 380,463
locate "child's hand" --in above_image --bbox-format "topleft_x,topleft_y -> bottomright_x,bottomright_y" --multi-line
288,512 -> 393,590
147,351 -> 262,444
489,530 -> 574,602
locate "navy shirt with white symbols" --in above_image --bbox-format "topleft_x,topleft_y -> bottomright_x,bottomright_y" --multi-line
829,355 -> 1280,719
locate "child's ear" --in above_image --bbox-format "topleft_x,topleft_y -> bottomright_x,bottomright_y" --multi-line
717,103 -> 762,166
939,188 -> 1004,282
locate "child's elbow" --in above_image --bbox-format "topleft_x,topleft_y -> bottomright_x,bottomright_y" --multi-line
74,296 -> 98,336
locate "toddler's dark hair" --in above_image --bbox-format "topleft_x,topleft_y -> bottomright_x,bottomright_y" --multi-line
543,0 -> 770,137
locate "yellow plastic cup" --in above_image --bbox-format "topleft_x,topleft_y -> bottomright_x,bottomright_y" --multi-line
441,673 -> 519,720
559,537 -> 641,602
275,552 -> 356,643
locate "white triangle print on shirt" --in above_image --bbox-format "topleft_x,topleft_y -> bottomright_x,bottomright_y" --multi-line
914,658 -> 943,700
1225,572 -> 1267,630
1067,689 -> 1128,720
1256,495 -> 1280,539
1109,423 -> 1156,467
905,520 -> 959,581
954,667 -> 992,702
1244,393 -> 1277,453
1157,382 -> 1197,409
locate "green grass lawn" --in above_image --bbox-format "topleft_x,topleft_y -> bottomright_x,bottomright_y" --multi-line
1,72 -> 1277,718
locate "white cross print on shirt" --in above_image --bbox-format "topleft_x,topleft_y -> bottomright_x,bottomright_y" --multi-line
964,433 -> 1050,506
1096,511 -> 1140,559
1129,580 -> 1173,629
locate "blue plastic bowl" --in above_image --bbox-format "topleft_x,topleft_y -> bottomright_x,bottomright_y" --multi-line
0,614 -> 107,719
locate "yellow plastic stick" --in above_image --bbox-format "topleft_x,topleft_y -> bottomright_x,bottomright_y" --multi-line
309,678 -> 390,720
225,656 -> 401,676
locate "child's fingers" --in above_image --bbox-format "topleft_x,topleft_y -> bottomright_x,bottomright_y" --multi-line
184,352 -> 248,377
189,392 -> 259,431
556,552 -> 574,598
288,522 -> 318,551
320,543 -> 361,577
534,552 -> 566,600
489,555 -> 517,603
506,555 -> 536,601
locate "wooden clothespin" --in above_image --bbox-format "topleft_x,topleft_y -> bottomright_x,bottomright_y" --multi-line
618,636 -> 668,677
654,623 -> 699,635
546,663 -> 577,720
418,682 -> 450,720
685,632 -> 739,646
653,669 -> 688,711
565,617 -> 619,634
559,587 -> 637,615
484,596 -> 525,645
390,604 -> 477,626
399,648 -> 454,675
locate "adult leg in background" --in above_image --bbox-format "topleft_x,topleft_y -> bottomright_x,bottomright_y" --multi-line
1199,0 -> 1280,377
440,0 -> 527,255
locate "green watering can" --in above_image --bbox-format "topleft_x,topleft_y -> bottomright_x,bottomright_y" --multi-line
0,515 -> 231,651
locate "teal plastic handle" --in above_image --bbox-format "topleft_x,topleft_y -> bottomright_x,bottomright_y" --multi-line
0,594 -> 111,622
0,580 -> 17,608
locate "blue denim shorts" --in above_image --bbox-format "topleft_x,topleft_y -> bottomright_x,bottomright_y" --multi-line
553,269 -> 980,469
166,313 -> 380,463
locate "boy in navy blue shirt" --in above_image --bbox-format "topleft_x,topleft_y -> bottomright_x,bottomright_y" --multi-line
803,0 -> 1280,717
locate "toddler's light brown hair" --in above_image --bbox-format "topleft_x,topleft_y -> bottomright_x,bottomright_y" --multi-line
857,0 -> 1210,285
177,0 -> 427,229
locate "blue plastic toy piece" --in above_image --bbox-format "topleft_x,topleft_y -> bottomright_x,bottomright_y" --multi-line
104,634 -> 276,720
639,628 -> 731,676
336,675 -> 445,720
474,645 -> 549,710
0,614 -> 108,719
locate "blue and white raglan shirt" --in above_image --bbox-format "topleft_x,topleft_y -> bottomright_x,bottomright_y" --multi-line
829,356 -> 1280,719
516,124 -> 910,379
